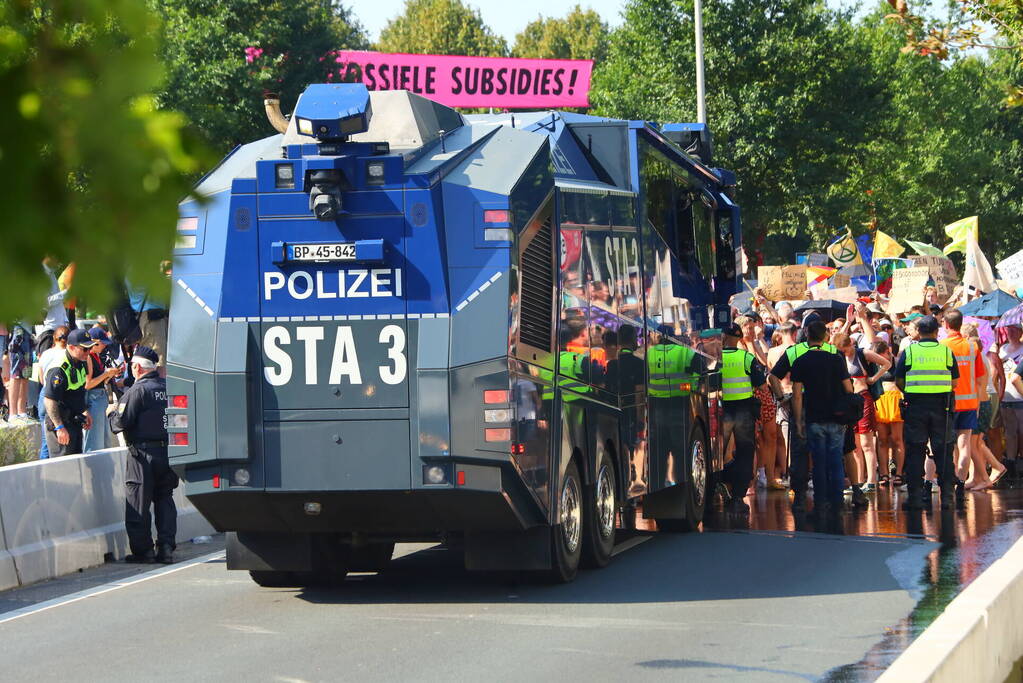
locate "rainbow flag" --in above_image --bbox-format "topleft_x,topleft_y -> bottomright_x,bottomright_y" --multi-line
806,265 -> 837,287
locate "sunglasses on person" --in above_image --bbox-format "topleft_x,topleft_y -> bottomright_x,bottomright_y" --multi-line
55,335 -> 67,341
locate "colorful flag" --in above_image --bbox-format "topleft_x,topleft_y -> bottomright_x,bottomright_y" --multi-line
873,230 -> 905,259
963,232 -> 997,294
904,239 -> 945,257
855,234 -> 874,265
826,228 -> 863,267
942,215 -> 978,256
874,258 -> 911,296
806,266 -> 837,287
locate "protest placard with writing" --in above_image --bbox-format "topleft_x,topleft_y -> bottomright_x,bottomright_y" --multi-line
996,249 -> 1023,286
910,255 -> 957,301
831,273 -> 851,289
757,265 -> 807,301
887,267 -> 930,314
828,286 -> 860,304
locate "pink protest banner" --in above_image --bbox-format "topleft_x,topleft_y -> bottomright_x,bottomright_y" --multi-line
330,50 -> 593,109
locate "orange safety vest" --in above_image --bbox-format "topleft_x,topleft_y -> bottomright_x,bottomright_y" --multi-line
942,332 -> 983,411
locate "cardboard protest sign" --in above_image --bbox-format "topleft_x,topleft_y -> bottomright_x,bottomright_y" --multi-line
887,266 -> 930,314
996,249 -> 1023,286
831,273 -> 851,289
757,265 -> 807,301
910,255 -> 957,301
828,286 -> 860,304
328,51 -> 593,108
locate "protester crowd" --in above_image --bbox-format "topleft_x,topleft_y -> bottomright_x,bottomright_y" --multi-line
0,259 -> 167,460
726,281 -> 1023,516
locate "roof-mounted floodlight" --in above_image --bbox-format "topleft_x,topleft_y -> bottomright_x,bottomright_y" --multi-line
293,83 -> 371,141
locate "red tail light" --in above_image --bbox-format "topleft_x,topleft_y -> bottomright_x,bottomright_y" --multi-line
171,395 -> 189,409
483,209 -> 510,224
456,470 -> 466,486
212,474 -> 220,489
511,443 -> 526,455
485,428 -> 511,442
171,432 -> 189,446
483,390 -> 509,404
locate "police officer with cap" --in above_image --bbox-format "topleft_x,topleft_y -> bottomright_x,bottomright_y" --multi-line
720,322 -> 768,513
894,315 -> 959,510
108,346 -> 178,563
42,328 -> 95,456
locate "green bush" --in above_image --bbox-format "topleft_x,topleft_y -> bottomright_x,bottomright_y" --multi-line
0,426 -> 39,467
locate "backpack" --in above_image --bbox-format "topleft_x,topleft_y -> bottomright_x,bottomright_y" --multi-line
107,291 -> 145,345
857,348 -> 883,401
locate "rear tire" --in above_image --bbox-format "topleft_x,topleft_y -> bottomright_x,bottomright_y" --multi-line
581,450 -> 617,568
547,459 -> 583,583
248,570 -> 295,587
656,425 -> 708,532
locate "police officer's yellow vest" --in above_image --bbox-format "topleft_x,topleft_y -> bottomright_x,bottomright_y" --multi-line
59,357 -> 87,391
647,344 -> 695,398
904,341 -> 954,394
540,351 -> 591,401
786,341 -> 837,365
721,348 -> 755,401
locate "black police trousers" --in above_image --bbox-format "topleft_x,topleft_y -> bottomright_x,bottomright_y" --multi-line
43,419 -> 84,458
903,401 -> 953,493
125,445 -> 179,555
722,403 -> 756,497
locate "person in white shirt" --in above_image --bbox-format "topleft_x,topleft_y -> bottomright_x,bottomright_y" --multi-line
33,325 -> 69,458
998,326 -> 1023,470
42,258 -> 68,331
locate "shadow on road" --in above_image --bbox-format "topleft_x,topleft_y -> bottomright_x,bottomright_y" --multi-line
294,529 -> 932,607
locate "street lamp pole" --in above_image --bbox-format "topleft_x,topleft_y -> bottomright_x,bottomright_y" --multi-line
694,0 -> 707,124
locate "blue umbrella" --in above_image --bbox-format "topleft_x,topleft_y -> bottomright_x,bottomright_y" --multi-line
959,289 -> 1021,318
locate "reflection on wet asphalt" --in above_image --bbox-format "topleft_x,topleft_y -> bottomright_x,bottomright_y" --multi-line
702,482 -> 1023,680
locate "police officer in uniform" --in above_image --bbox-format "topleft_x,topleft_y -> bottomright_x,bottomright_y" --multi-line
720,322 -> 767,513
108,346 -> 178,563
769,335 -> 838,511
42,328 -> 95,456
647,324 -> 700,485
894,316 -> 959,510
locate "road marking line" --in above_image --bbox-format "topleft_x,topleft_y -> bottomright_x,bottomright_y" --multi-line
0,550 -> 225,626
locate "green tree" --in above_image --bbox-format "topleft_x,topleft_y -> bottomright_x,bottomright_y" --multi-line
375,0 -> 507,56
512,6 -> 611,62
155,0 -> 368,153
884,0 -> 1023,104
837,15 -> 1021,261
0,0 -> 208,324
591,0 -> 884,261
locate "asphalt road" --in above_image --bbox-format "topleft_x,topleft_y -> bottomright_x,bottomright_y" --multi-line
0,528 -> 936,682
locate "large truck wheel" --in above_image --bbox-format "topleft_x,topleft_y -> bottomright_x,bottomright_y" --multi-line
581,450 -> 617,569
548,459 -> 583,583
656,425 -> 708,533
248,570 -> 295,587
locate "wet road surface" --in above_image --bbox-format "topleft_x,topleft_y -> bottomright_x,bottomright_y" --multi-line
706,481 -> 1023,679
0,484 -> 1018,681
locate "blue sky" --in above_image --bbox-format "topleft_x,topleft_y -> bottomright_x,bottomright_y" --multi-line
348,0 -> 628,44
349,0 -> 873,45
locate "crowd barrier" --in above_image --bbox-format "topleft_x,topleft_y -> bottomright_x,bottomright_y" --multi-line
879,534 -> 1023,682
0,447 -> 214,591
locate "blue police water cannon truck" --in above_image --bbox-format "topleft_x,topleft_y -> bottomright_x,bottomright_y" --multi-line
166,83 -> 742,585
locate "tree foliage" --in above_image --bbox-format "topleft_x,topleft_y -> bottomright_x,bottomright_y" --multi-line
0,0 -> 210,324
591,0 -> 1022,263
154,0 -> 368,154
375,0 -> 507,56
884,0 -> 1023,104
512,6 -> 611,62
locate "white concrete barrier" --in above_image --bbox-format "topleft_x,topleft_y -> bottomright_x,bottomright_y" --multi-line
0,447 -> 214,591
879,534 -> 1023,682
